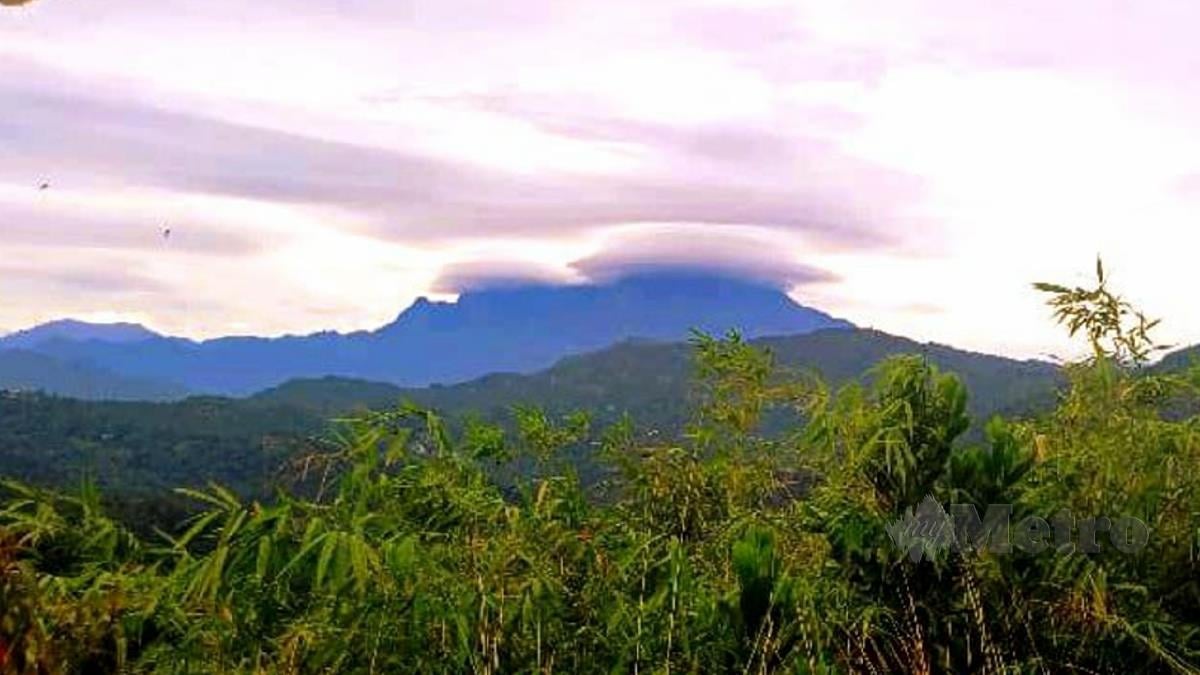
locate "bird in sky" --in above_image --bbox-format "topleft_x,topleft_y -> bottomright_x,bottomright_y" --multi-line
37,182 -> 49,191
162,227 -> 172,241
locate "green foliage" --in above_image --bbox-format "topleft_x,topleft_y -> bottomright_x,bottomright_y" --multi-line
3,265 -> 1200,673
0,393 -> 322,508
1034,257 -> 1168,366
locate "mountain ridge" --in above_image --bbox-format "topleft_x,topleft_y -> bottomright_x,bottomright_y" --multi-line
2,273 -> 852,395
250,328 -> 1063,428
0,318 -> 161,350
0,348 -> 188,401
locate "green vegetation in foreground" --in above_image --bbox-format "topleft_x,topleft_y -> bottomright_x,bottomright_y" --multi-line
4,265 -> 1200,673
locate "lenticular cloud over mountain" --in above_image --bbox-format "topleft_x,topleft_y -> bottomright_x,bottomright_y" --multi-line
432,225 -> 841,296
570,225 -> 841,290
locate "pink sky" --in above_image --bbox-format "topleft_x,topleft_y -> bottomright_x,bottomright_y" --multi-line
2,0 -> 1199,358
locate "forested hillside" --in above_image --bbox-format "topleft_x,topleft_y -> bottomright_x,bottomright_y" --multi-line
1,329 -> 1061,497
0,393 -> 321,495
256,328 -> 1061,424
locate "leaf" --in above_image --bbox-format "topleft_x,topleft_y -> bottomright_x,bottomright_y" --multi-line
315,532 -> 339,590
256,535 -> 273,581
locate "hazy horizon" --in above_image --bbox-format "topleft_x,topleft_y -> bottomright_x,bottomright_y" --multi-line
3,0 -> 1199,360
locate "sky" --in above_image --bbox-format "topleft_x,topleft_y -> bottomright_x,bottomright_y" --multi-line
2,0 -> 1198,359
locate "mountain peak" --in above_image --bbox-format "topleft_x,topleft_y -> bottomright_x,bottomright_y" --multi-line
373,271 -> 851,380
0,319 -> 161,350
8,272 -> 852,395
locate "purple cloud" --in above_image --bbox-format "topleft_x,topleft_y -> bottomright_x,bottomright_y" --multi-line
431,260 -> 575,294
1,60 -> 919,250
0,202 -> 259,254
669,4 -> 889,87
571,225 -> 840,289
0,261 -> 167,294
1177,174 -> 1200,197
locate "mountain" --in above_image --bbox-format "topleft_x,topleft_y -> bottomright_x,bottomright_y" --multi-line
252,328 -> 1062,429
0,349 -> 188,401
0,319 -> 160,350
10,273 -> 852,395
1155,345 -> 1200,373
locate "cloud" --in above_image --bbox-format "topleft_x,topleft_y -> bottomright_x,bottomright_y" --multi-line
668,4 -> 889,88
384,89 -> 922,247
430,223 -> 841,294
0,255 -> 168,296
430,260 -> 577,294
571,224 -> 840,289
0,199 -> 260,255
670,4 -> 805,54
0,79 -> 449,212
0,59 -> 919,250
1177,174 -> 1200,198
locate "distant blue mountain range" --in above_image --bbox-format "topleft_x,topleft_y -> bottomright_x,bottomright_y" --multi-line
0,273 -> 852,396
0,319 -> 161,349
